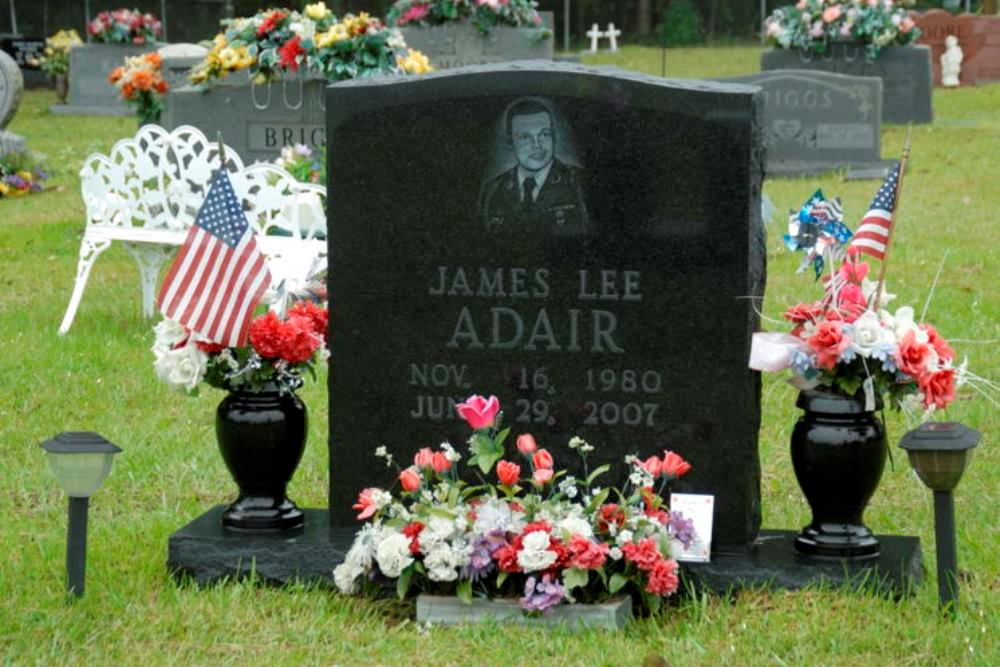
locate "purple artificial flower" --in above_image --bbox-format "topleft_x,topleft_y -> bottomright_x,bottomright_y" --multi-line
34,169 -> 49,182
462,534 -> 497,581
293,143 -> 312,157
520,574 -> 565,614
668,511 -> 696,549
6,174 -> 27,189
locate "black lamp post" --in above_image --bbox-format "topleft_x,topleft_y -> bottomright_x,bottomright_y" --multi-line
41,432 -> 122,598
899,422 -> 981,616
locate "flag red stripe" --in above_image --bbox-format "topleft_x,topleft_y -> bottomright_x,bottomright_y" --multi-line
191,241 -> 242,334
217,251 -> 269,346
200,233 -> 257,343
157,226 -> 201,311
179,240 -> 225,325
164,229 -> 213,317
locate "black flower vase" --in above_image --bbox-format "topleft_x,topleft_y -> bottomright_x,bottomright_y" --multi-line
215,382 -> 306,531
791,389 -> 886,559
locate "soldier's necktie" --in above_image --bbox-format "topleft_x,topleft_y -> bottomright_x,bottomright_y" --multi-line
522,177 -> 536,212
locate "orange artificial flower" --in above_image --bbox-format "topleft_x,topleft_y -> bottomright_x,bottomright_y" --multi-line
108,66 -> 124,83
143,52 -> 162,67
121,82 -> 135,98
131,70 -> 154,91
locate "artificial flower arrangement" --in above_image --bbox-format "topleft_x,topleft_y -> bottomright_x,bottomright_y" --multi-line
765,0 -> 920,59
189,3 -> 432,87
387,0 -> 551,37
152,300 -> 328,395
751,254 -> 965,416
31,29 -> 83,77
89,8 -> 162,45
335,394 -> 696,615
0,151 -> 50,200
108,52 -> 169,123
274,143 -> 325,184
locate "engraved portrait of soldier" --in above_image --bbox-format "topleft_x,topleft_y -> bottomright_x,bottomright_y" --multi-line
479,97 -> 590,234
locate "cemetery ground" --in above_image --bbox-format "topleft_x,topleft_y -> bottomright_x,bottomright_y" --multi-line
0,46 -> 997,665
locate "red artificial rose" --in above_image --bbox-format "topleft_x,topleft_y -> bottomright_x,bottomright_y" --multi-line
568,534 -> 609,570
351,487 -> 381,521
532,449 -> 554,470
645,558 -> 680,596
835,284 -> 868,323
660,450 -> 692,479
522,521 -> 551,535
621,538 -> 662,572
496,460 -> 520,486
783,301 -> 825,336
195,340 -> 226,354
279,315 -> 322,363
402,521 -> 425,555
896,330 -> 933,378
838,259 -> 870,285
596,504 -> 626,534
645,508 -> 670,525
257,10 -> 286,37
277,35 -> 305,71
288,301 -> 328,339
399,466 -> 421,492
516,433 -> 538,455
547,537 -> 570,570
640,455 -> 662,478
248,311 -> 284,358
532,468 -> 554,486
431,451 -> 451,474
807,320 -> 850,370
921,324 -> 955,363
494,534 -> 523,573
413,447 -> 433,468
919,367 -> 957,410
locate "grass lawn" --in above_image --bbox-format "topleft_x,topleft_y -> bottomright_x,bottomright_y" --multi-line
0,45 -> 997,665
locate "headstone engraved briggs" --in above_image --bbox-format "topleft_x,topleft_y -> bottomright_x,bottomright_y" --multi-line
716,70 -> 888,177
326,63 -> 766,550
0,50 -> 26,155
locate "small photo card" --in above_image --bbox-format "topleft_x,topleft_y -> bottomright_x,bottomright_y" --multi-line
669,493 -> 715,563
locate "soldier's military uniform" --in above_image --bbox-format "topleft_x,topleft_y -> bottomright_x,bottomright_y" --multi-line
480,160 -> 590,235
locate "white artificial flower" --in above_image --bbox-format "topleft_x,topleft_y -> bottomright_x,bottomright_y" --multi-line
891,306 -> 929,344
557,516 -> 593,539
215,348 -> 240,371
850,310 -> 886,358
153,344 -> 208,392
629,466 -> 654,488
608,547 -> 623,561
375,445 -> 388,458
333,562 -> 363,594
151,318 -> 188,354
558,476 -> 578,499
371,489 -> 393,511
473,499 -> 514,534
387,29 -> 406,50
861,277 -> 895,309
345,523 -> 382,570
375,532 -> 413,578
616,530 -> 634,546
440,441 -> 461,462
290,20 -> 316,41
517,531 -> 557,572
424,542 -> 471,582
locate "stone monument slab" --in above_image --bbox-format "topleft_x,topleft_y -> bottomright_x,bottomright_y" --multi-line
0,50 -> 24,129
163,79 -> 326,164
325,62 -> 766,550
761,45 -> 933,124
400,12 -> 554,68
59,42 -> 160,115
716,70 -> 890,177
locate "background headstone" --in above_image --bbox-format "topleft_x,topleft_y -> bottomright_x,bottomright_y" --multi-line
325,63 -> 766,550
163,77 -> 325,164
0,50 -> 26,155
400,11 -> 554,69
54,43 -> 160,115
1,36 -> 48,87
915,10 -> 983,86
716,70 -> 890,177
158,43 -> 209,91
761,45 -> 933,124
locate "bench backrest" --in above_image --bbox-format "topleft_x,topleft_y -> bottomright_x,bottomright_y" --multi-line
79,124 -> 326,241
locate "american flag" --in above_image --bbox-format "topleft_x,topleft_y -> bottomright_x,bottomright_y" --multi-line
849,163 -> 900,261
158,169 -> 272,347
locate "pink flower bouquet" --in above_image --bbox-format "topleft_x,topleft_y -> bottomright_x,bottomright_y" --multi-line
335,394 -> 696,615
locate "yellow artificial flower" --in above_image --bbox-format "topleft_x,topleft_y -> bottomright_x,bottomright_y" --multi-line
16,171 -> 32,182
346,13 -> 372,37
48,29 -> 82,51
304,2 -> 329,20
0,182 -> 9,197
316,24 -> 349,48
398,49 -> 433,75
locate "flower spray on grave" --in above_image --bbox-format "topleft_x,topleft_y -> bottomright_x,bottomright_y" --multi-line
335,394 -> 696,617
88,9 -> 162,45
108,52 -> 169,125
387,0 -> 551,37
189,3 -> 432,88
750,130 -> 987,559
150,138 -> 328,531
0,151 -> 50,200
765,0 -> 920,60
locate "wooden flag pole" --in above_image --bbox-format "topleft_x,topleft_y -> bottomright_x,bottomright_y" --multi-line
873,125 -> 913,309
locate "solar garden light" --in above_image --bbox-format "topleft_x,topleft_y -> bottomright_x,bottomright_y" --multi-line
40,432 -> 122,598
899,422 -> 981,616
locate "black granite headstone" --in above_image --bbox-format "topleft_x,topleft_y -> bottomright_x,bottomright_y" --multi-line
325,62 -> 766,550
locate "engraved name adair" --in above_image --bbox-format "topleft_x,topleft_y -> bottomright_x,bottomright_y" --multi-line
427,266 -> 642,353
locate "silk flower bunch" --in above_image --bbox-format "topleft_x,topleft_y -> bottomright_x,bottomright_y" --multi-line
335,394 -> 696,615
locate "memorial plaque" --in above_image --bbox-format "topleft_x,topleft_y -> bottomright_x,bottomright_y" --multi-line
761,45 -> 933,124
716,70 -> 888,177
326,63 -> 766,549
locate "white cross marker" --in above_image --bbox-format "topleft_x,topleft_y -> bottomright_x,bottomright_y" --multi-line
606,23 -> 622,53
587,23 -> 604,53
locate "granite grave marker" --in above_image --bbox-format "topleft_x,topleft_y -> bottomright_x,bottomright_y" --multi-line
400,11 -> 554,69
915,10 -> 1000,85
715,70 -> 890,177
325,63 -> 766,550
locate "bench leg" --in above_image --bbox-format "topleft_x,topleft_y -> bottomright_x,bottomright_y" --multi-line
59,236 -> 111,335
124,244 -> 177,320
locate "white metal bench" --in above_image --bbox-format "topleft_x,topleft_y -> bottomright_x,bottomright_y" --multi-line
59,124 -> 327,335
